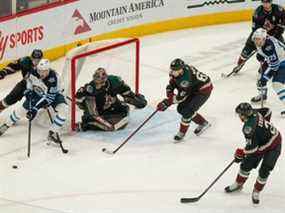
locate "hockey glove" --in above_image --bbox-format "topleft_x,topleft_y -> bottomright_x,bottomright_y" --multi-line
234,148 -> 245,163
157,99 -> 171,111
26,107 -> 38,121
237,56 -> 246,66
0,71 -> 5,80
24,89 -> 33,99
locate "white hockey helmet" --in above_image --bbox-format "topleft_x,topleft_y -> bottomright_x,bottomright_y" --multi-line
252,28 -> 267,42
37,59 -> 50,72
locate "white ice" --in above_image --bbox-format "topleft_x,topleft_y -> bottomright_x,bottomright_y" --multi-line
0,22 -> 284,213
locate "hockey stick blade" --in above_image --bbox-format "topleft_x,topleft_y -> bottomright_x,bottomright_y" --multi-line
60,145 -> 68,154
102,148 -> 115,155
180,197 -> 200,203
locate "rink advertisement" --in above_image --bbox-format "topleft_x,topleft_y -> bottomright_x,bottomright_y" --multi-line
0,0 -> 284,65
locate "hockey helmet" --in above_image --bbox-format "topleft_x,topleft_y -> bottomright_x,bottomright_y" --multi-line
37,59 -> 50,71
235,102 -> 253,118
170,58 -> 185,71
252,28 -> 267,47
93,67 -> 108,84
31,49 -> 43,59
37,59 -> 50,79
261,0 -> 272,3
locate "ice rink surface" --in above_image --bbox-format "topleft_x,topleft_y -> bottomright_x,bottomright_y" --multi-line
0,22 -> 284,213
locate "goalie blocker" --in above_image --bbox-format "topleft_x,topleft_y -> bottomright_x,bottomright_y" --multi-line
75,67 -> 147,132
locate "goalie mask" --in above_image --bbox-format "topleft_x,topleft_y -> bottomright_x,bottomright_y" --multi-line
252,28 -> 267,48
169,58 -> 185,77
37,59 -> 50,79
93,67 -> 108,85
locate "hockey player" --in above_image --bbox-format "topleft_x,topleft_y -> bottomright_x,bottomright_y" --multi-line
156,58 -> 213,142
0,59 -> 68,144
235,0 -> 285,74
0,49 -> 43,113
225,102 -> 281,204
75,67 -> 147,131
250,28 -> 285,116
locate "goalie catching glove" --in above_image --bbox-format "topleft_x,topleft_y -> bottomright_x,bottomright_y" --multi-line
122,91 -> 147,109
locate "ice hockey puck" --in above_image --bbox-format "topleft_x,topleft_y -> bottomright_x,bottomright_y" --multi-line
102,148 -> 106,152
12,165 -> 18,169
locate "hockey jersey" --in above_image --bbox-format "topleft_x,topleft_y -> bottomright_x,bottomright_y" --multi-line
26,69 -> 62,109
257,36 -> 285,82
242,112 -> 281,155
167,65 -> 213,103
76,75 -> 131,114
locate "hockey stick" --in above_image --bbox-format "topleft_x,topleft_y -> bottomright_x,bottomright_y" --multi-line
180,159 -> 235,203
46,108 -> 69,154
261,91 -> 264,108
27,97 -> 32,158
221,51 -> 257,78
102,109 -> 159,155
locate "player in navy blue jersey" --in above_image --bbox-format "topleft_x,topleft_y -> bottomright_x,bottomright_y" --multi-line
249,28 -> 285,116
0,59 -> 68,144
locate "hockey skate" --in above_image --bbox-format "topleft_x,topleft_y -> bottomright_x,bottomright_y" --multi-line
173,132 -> 185,143
194,121 -> 211,136
47,130 -> 62,145
224,182 -> 243,193
252,190 -> 260,204
0,124 -> 9,136
251,94 -> 267,104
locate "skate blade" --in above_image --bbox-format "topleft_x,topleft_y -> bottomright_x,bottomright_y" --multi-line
195,123 -> 211,136
173,139 -> 184,144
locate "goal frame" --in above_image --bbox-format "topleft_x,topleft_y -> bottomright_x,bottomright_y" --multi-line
70,38 -> 140,131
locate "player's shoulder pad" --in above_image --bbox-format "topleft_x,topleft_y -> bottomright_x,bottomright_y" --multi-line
253,6 -> 263,17
278,5 -> 284,12
19,56 -> 32,64
271,4 -> 284,12
108,75 -> 124,86
242,115 -> 257,136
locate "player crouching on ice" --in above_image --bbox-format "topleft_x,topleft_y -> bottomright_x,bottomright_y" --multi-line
0,59 -> 68,144
250,28 -> 285,116
75,67 -> 147,132
225,103 -> 281,204
156,58 -> 213,142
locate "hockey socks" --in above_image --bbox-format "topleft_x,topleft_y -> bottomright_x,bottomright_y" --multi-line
174,117 -> 190,141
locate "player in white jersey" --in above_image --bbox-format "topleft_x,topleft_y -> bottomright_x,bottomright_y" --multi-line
0,59 -> 68,143
251,28 -> 285,116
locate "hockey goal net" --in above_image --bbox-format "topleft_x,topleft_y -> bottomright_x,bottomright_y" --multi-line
60,38 -> 140,131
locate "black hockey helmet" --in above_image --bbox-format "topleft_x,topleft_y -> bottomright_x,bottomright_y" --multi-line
31,49 -> 43,59
261,0 -> 272,3
170,58 -> 185,71
235,102 -> 253,117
